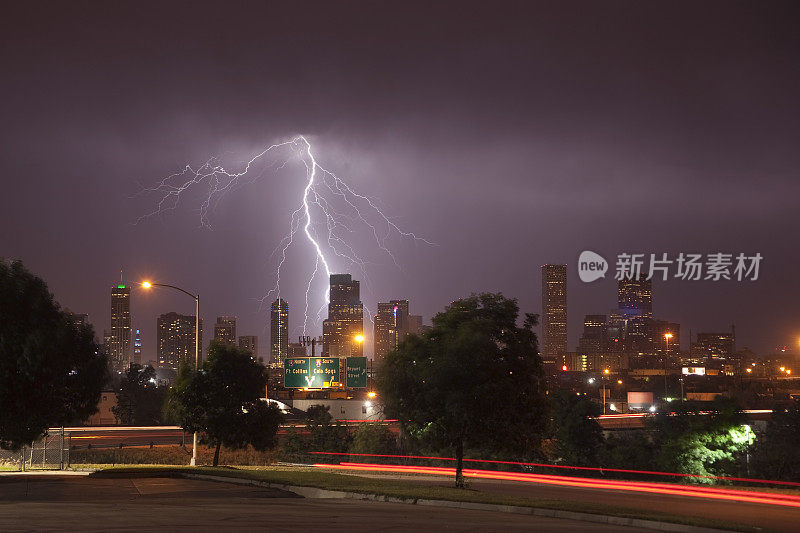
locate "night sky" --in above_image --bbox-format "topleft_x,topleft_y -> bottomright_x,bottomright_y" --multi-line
2,1 -> 798,361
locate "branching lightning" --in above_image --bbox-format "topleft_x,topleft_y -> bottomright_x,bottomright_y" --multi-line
137,135 -> 432,334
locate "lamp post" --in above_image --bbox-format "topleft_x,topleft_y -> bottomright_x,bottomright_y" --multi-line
142,281 -> 200,466
664,333 -> 673,400
354,333 -> 364,354
351,334 -> 365,388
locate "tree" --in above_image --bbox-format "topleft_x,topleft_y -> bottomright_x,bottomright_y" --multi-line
752,400 -> 800,481
175,342 -> 283,466
549,390 -> 603,466
0,260 -> 107,450
377,293 -> 549,487
650,398 -> 752,480
112,364 -> 167,425
600,431 -> 658,473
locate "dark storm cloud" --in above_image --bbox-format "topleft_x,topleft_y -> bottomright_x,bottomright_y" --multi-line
1,1 -> 798,357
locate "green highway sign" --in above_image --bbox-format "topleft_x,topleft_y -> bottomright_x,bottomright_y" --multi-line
284,357 -> 310,388
284,357 -> 340,388
346,357 -> 367,388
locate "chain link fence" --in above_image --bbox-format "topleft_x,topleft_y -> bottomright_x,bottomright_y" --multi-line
0,429 -> 70,471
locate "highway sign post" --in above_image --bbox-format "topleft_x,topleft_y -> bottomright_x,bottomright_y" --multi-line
284,357 -> 340,388
346,357 -> 367,388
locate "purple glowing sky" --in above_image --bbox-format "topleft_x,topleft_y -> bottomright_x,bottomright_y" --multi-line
1,1 -> 798,360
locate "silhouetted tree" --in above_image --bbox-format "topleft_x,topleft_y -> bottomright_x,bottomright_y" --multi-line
0,260 -> 106,450
752,400 -> 800,481
112,364 -> 167,425
550,390 -> 603,466
377,293 -> 548,487
175,342 -> 283,466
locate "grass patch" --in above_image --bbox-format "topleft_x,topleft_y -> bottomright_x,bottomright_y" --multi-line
90,465 -> 760,532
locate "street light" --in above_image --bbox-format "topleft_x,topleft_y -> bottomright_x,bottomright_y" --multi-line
664,333 -> 673,400
141,280 -> 200,467
354,334 -> 365,344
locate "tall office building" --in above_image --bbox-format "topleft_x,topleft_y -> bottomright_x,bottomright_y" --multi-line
287,342 -> 307,357
133,328 -> 142,366
110,274 -> 131,371
214,316 -> 237,345
618,275 -> 653,319
238,335 -> 258,357
374,299 -> 410,362
692,331 -> 735,361
270,298 -> 289,365
541,264 -> 567,365
65,309 -> 89,330
577,314 -> 607,356
322,274 -> 364,357
101,329 -> 113,359
157,312 -> 203,370
408,314 -> 423,335
618,275 -> 653,352
650,320 -> 680,357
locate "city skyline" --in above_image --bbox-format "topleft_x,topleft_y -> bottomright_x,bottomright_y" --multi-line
3,3 -> 798,359
61,258 -> 799,366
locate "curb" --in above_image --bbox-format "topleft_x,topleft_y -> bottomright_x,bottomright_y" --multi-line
183,473 -> 735,533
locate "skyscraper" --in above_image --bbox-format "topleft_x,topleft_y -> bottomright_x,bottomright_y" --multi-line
692,331 -> 735,361
617,275 -> 653,352
270,298 -> 289,365
407,314 -> 424,335
101,329 -> 113,359
157,312 -> 203,370
214,316 -> 237,345
133,328 -> 142,366
238,335 -> 258,357
322,274 -> 364,358
110,274 -> 131,371
374,299 -> 410,362
650,320 -> 680,360
577,314 -> 607,356
618,275 -> 653,319
541,264 -> 567,365
65,309 -> 89,330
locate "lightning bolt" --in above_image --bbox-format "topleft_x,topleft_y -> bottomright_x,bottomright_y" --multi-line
137,135 -> 432,335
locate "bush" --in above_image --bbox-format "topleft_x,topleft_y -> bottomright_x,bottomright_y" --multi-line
70,444 -> 279,466
349,423 -> 398,456
280,405 -> 352,463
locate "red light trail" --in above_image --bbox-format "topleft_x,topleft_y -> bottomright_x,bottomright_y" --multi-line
308,451 -> 800,488
314,462 -> 800,508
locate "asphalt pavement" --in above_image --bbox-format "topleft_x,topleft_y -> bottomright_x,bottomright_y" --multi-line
334,470 -> 800,533
0,474 -> 654,532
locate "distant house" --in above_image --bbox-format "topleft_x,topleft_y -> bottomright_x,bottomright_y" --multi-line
86,391 -> 119,426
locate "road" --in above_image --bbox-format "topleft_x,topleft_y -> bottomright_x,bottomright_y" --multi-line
317,463 -> 800,532
0,474 -> 652,532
